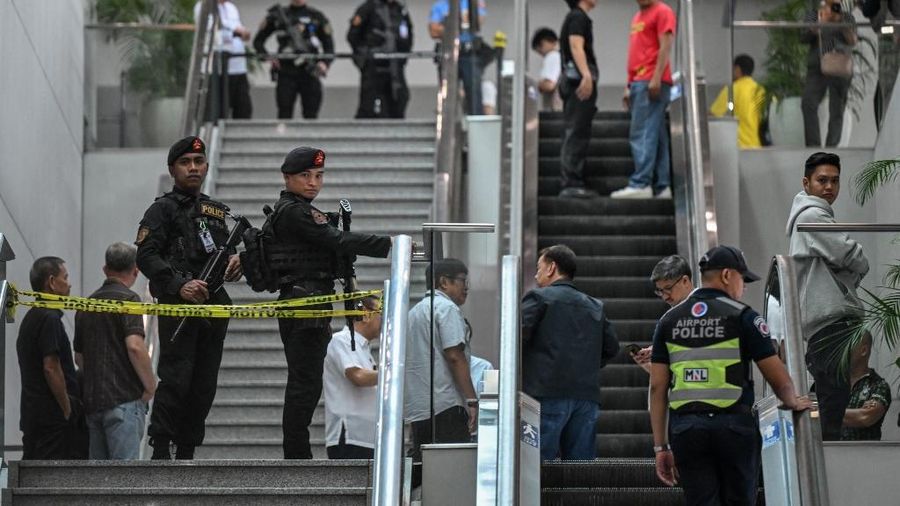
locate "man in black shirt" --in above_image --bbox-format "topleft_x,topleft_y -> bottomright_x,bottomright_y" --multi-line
268,146 -> 392,458
558,0 -> 599,199
136,136 -> 242,460
74,242 -> 156,460
253,0 -> 335,119
347,0 -> 414,118
521,244 -> 619,460
16,256 -> 87,459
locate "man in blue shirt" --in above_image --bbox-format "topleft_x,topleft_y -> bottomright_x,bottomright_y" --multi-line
429,0 -> 487,114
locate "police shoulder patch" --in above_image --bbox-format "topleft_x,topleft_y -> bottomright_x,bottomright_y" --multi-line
135,226 -> 150,245
753,316 -> 771,337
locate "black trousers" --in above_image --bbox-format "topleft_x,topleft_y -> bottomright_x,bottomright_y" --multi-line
226,74 -> 253,119
355,64 -> 409,119
408,406 -> 471,488
801,65 -> 850,147
559,82 -> 598,190
326,425 -> 375,459
22,396 -> 89,460
670,411 -> 761,506
148,310 -> 228,449
806,319 -> 854,441
276,67 -> 323,119
279,319 -> 332,458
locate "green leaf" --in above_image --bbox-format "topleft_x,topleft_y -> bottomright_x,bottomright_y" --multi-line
853,158 -> 900,205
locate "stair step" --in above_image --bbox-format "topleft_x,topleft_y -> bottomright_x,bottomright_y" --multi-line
221,145 -> 434,155
218,153 -> 434,166
217,172 -> 433,186
541,486 -> 685,506
194,439 -> 325,460
4,487 -> 366,505
218,160 -> 433,171
215,187 -> 433,201
205,421 -> 322,441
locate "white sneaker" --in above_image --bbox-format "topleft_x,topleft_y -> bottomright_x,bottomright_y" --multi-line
610,186 -> 653,199
655,187 -> 672,199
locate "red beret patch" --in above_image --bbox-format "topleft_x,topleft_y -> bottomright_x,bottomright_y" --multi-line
314,150 -> 325,167
192,138 -> 203,152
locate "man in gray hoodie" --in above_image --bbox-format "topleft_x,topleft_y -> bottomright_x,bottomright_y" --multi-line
786,151 -> 869,440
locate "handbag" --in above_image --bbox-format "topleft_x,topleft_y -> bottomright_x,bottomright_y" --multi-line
819,33 -> 853,78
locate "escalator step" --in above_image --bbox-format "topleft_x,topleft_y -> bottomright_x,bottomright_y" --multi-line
539,138 -> 632,158
599,365 -> 650,388
538,197 -> 674,216
538,176 -> 631,196
538,119 -> 631,139
567,256 -> 662,277
603,320 -> 657,342
599,387 -> 649,410
538,236 -> 676,257
539,156 -> 634,177
539,111 -> 631,122
539,216 -> 676,236
542,459 -> 659,488
541,486 -> 685,506
596,433 -> 655,458
597,410 -> 651,434
569,277 -> 656,299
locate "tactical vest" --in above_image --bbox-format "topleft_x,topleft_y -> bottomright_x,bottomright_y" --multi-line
268,198 -> 339,283
658,294 -> 750,413
160,192 -> 230,275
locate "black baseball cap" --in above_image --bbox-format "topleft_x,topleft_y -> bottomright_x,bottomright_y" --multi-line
698,245 -> 761,283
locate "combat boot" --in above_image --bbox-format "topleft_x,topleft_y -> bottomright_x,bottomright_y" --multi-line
150,438 -> 171,460
175,444 -> 195,460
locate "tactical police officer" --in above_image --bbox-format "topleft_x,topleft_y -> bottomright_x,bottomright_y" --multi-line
253,0 -> 335,119
135,136 -> 243,460
649,246 -> 811,505
270,146 -> 392,459
347,0 -> 413,118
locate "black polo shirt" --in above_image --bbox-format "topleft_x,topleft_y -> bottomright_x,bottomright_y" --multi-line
16,307 -> 78,427
74,279 -> 146,414
560,7 -> 598,77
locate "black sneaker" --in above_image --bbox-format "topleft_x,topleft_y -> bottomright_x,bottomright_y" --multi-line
175,444 -> 195,460
150,438 -> 171,460
558,187 -> 599,199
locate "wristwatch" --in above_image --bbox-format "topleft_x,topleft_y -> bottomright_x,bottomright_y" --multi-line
653,444 -> 671,453
466,398 -> 479,407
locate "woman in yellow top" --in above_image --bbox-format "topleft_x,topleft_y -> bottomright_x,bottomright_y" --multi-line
710,54 -> 765,149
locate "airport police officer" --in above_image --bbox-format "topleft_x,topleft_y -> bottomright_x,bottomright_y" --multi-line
347,0 -> 413,118
271,146 -> 392,459
135,136 -> 242,460
253,1 -> 335,119
649,245 -> 811,505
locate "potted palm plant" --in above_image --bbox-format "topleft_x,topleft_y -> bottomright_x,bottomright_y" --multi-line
94,0 -> 196,146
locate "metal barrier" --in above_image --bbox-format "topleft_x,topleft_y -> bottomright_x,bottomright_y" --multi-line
764,255 -> 830,506
496,255 -> 522,505
0,234 -> 16,467
372,235 -> 413,506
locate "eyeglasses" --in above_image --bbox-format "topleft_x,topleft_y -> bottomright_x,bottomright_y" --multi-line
451,276 -> 470,289
654,276 -> 685,297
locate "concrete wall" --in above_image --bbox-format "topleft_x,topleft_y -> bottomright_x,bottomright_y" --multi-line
824,442 -> 900,504
0,0 -> 85,455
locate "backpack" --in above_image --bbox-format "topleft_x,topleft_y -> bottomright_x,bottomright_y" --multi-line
240,205 -> 280,293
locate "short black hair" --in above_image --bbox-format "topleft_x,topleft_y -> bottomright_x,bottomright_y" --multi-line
733,54 -> 755,76
353,295 -> 382,322
650,255 -> 692,283
539,244 -> 577,279
531,27 -> 558,50
565,0 -> 580,9
426,258 -> 469,289
804,152 -> 842,178
30,256 -> 65,291
105,242 -> 137,273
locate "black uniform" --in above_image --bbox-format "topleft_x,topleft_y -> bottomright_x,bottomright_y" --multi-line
270,190 -> 391,459
253,3 -> 335,119
135,186 -> 234,457
348,0 -> 413,118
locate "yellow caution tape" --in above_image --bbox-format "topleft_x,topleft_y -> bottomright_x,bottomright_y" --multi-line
6,285 -> 381,319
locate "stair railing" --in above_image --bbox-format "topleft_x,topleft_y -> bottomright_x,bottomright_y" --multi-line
432,0 -> 463,224
0,234 -> 16,468
372,235 -> 413,506
670,0 -> 719,268
182,0 -> 220,140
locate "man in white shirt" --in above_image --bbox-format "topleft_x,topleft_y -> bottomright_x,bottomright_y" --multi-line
531,27 -> 563,112
194,0 -> 253,118
323,296 -> 381,459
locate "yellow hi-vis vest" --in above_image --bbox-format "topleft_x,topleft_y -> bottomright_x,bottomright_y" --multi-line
660,295 -> 749,412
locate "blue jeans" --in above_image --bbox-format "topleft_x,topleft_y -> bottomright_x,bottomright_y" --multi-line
539,398 -> 599,461
628,81 -> 672,192
86,399 -> 148,459
669,411 -> 761,506
459,52 -> 484,115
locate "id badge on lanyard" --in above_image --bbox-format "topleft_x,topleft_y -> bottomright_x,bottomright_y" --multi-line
198,219 -> 217,253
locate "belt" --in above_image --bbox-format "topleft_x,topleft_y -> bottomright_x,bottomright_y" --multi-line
672,404 -> 753,417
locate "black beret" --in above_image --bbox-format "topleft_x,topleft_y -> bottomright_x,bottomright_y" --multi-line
281,146 -> 326,174
168,136 -> 206,166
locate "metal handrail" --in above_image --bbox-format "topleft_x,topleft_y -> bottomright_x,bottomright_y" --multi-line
182,0 -> 219,138
733,20 -> 900,29
768,255 -> 830,506
496,255 -> 522,505
85,23 -> 195,31
432,0 -> 462,223
372,236 -> 413,506
796,223 -> 900,232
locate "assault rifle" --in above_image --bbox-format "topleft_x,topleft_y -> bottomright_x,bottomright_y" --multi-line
372,5 -> 405,104
338,199 -> 359,351
275,5 -> 315,70
171,213 -> 252,343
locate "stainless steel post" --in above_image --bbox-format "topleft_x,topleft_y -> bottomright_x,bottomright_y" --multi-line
775,255 -> 830,506
372,236 -> 412,506
433,0 -> 461,222
0,234 -> 16,467
509,0 -> 527,257
497,255 -> 521,505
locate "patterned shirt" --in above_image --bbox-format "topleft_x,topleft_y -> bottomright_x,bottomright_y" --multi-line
841,368 -> 892,441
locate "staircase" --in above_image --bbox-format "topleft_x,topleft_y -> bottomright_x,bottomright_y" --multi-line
535,111 -> 679,504
202,118 -> 434,459
3,460 -> 371,505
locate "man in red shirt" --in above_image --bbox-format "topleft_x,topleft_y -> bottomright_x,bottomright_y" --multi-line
611,0 -> 676,200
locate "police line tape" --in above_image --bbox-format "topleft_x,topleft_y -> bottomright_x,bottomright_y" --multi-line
6,285 -> 382,319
